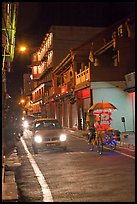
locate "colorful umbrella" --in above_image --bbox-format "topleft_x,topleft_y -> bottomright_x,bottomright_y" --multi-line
88,102 -> 117,111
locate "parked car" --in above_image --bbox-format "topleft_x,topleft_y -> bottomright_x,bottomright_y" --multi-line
22,115 -> 36,130
30,118 -> 67,154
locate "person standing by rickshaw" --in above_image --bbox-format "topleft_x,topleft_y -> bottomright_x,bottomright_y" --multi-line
86,110 -> 99,143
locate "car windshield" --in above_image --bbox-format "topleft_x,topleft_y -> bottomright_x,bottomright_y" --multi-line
34,120 -> 62,130
24,116 -> 35,121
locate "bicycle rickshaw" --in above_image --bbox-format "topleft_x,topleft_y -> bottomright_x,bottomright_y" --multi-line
87,102 -> 118,154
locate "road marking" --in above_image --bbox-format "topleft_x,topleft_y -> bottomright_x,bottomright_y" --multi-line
65,152 -> 86,154
71,134 -> 135,160
20,137 -> 53,202
103,146 -> 135,159
113,149 -> 135,159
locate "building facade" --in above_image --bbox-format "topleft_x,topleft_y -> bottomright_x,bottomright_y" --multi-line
50,14 -> 135,132
88,13 -> 135,132
25,14 -> 135,133
29,25 -> 105,116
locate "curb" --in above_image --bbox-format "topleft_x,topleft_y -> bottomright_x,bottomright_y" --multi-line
117,141 -> 135,150
2,147 -> 21,202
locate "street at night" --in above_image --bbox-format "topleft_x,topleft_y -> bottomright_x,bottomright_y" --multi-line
15,130 -> 135,202
2,2 -> 135,202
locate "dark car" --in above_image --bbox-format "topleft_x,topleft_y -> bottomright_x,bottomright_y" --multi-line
30,118 -> 67,154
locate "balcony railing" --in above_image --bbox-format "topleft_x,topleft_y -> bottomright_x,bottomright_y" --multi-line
75,67 -> 90,85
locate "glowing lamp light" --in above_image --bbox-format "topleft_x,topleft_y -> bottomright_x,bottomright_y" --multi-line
23,121 -> 29,128
20,99 -> 25,104
20,46 -> 27,52
60,134 -> 67,141
34,135 -> 42,143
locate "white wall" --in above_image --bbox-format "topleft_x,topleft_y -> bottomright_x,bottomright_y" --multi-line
91,81 -> 135,132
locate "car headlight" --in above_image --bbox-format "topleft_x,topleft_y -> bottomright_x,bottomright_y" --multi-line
23,121 -> 29,128
34,135 -> 42,143
60,134 -> 67,141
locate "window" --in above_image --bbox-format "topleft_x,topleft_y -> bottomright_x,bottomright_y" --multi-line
38,66 -> 42,74
33,66 -> 37,74
34,120 -> 61,130
118,24 -> 128,38
94,49 -> 119,67
61,75 -> 64,84
70,71 -> 73,77
76,62 -> 81,74
57,77 -> 61,86
94,58 -> 100,66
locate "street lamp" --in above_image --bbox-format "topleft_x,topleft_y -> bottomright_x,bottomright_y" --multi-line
19,98 -> 27,115
19,99 -> 25,105
18,45 -> 39,54
20,99 -> 25,104
19,46 -> 27,52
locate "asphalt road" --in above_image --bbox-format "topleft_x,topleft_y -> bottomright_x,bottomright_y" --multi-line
15,130 -> 135,202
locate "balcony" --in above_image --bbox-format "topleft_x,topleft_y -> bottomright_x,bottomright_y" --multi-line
75,67 -> 90,85
55,84 -> 69,97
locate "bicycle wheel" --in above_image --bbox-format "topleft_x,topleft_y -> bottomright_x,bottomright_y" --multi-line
89,138 -> 95,151
96,136 -> 103,154
110,139 -> 117,150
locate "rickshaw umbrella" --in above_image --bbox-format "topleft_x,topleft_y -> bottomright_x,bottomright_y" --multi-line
88,102 -> 117,112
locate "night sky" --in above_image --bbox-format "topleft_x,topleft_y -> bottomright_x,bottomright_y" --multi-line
6,2 -> 135,101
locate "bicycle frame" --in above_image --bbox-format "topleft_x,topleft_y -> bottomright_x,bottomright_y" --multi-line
88,128 -> 117,154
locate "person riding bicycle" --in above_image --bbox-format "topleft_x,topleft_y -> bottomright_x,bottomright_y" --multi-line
86,110 -> 98,143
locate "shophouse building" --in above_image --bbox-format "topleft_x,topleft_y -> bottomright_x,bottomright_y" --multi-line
47,14 -> 135,132
26,14 -> 135,133
88,13 -> 135,132
52,42 -> 92,130
29,25 -> 106,116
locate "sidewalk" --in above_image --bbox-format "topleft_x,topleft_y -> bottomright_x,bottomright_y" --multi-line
2,147 -> 21,202
118,131 -> 135,150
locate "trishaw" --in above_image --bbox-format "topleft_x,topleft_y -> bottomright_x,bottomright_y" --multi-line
88,102 -> 118,154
